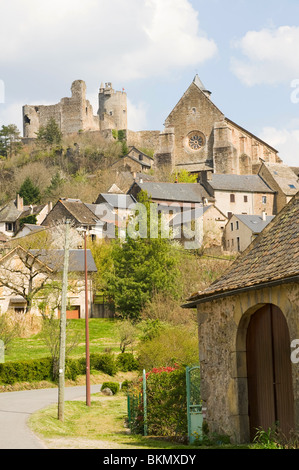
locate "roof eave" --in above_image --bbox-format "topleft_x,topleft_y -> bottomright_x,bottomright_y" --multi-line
182,275 -> 299,308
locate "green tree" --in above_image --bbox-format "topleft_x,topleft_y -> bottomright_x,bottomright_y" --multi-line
19,177 -> 41,205
172,169 -> 198,183
36,117 -> 62,146
0,124 -> 22,158
102,191 -> 182,320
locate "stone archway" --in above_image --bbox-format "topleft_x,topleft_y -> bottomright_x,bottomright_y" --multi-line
235,301 -> 295,442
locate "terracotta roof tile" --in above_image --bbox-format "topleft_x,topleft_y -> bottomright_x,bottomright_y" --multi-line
185,191 -> 299,304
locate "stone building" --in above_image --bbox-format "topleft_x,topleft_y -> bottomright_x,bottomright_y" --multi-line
258,162 -> 299,214
155,75 -> 282,175
183,192 -> 299,443
224,213 -> 275,252
199,172 -> 275,217
23,80 -> 99,138
98,82 -> 127,131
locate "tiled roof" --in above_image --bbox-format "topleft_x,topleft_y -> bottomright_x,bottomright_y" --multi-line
59,199 -> 99,225
262,162 -> 299,196
95,194 -> 136,209
207,174 -> 274,193
129,182 -> 211,203
184,192 -> 299,305
29,249 -> 97,272
233,214 -> 275,233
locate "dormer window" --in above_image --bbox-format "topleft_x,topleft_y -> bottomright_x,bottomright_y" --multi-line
5,222 -> 14,232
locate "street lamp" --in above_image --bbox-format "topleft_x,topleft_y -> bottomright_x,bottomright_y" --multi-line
77,227 -> 91,407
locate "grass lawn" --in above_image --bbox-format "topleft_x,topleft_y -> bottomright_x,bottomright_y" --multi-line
5,318 -> 122,362
29,391 -> 248,450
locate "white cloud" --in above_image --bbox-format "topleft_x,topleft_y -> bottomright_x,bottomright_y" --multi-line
231,26 -> 299,86
0,102 -> 23,132
259,125 -> 299,166
127,99 -> 148,131
0,0 -> 217,81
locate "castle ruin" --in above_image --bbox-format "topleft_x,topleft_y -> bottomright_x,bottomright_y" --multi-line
22,80 -> 128,138
22,76 -> 284,176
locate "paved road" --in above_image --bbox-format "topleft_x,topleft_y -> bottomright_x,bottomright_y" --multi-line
0,385 -> 102,449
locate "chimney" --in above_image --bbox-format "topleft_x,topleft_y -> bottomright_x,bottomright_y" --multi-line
16,194 -> 23,212
48,201 -> 53,212
262,211 -> 267,221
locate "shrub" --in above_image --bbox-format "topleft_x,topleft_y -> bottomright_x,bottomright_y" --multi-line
101,381 -> 119,395
128,365 -> 188,439
116,353 -> 139,372
137,325 -> 199,370
0,357 -> 53,384
90,353 -> 117,376
145,366 -> 187,438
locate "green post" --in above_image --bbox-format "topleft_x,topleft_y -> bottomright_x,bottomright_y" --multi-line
186,366 -> 191,443
127,394 -> 131,428
143,369 -> 147,436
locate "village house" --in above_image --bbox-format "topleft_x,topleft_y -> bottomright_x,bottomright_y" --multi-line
199,172 -> 275,217
258,162 -> 299,214
183,192 -> 299,443
127,180 -> 213,210
0,245 -> 97,319
0,194 -> 52,238
170,204 -> 227,250
224,213 -> 275,252
41,198 -> 104,241
110,146 -> 154,174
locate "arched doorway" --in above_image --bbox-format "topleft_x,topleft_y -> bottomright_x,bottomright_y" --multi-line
246,304 -> 295,440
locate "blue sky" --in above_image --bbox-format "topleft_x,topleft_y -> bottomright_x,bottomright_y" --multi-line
0,0 -> 298,166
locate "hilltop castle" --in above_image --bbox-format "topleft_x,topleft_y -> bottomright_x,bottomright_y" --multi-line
22,76 -> 283,176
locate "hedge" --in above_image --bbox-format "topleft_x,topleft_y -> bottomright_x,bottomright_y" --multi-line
0,352 -> 139,385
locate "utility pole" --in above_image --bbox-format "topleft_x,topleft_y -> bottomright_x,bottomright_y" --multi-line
58,219 -> 70,421
84,229 -> 91,407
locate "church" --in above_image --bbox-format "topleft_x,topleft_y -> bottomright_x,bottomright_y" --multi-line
154,75 -> 282,176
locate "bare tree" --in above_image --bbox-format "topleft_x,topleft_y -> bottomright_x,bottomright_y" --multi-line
0,245 -> 57,313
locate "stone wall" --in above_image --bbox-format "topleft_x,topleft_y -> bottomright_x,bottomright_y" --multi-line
163,82 -> 224,168
23,80 -> 99,138
126,129 -> 161,152
196,283 -> 299,443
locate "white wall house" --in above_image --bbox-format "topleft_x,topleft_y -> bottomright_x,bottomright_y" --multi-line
224,213 -> 275,253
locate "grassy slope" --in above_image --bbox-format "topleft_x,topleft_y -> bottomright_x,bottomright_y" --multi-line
4,318 -> 121,362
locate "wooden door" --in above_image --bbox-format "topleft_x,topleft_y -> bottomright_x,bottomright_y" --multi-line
246,304 -> 295,440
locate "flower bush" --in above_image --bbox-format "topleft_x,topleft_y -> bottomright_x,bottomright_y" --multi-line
128,364 -> 188,440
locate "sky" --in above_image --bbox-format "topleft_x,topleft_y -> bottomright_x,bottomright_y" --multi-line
0,0 -> 299,166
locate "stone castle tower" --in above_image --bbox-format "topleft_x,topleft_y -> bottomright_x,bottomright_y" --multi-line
23,80 -> 99,138
22,80 -> 127,139
98,82 -> 127,131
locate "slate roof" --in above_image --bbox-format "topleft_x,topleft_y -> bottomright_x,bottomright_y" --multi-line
261,162 -> 299,196
233,214 -> 275,234
0,200 -> 49,223
95,193 -> 136,209
206,174 -> 274,193
128,182 -> 211,203
0,200 -> 22,223
29,249 -> 97,272
58,199 -> 99,225
184,192 -> 299,306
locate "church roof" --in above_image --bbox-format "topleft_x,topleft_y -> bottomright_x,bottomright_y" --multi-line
193,74 -> 208,91
183,192 -> 299,306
